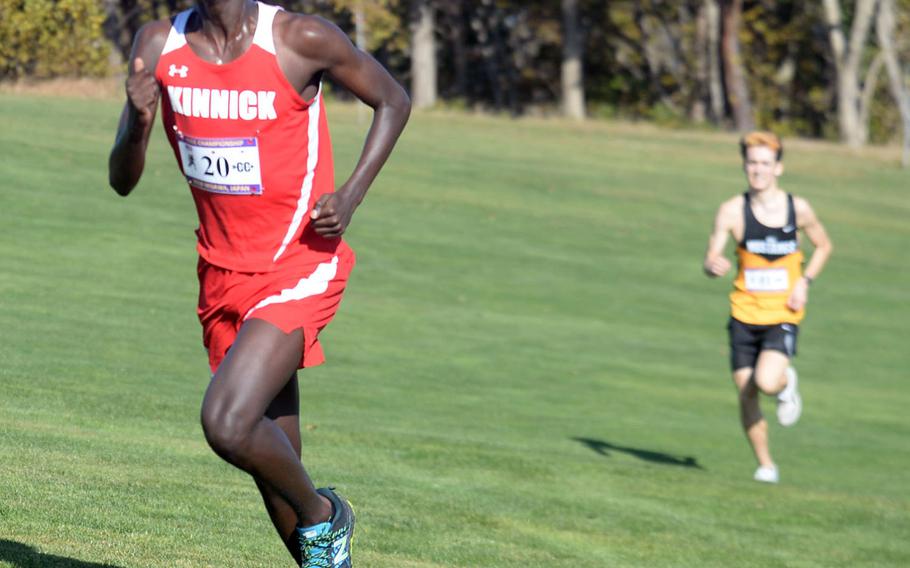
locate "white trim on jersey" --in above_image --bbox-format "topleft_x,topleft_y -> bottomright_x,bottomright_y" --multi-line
161,9 -> 191,56
252,2 -> 281,55
243,256 -> 339,321
273,83 -> 323,263
163,2 -> 278,57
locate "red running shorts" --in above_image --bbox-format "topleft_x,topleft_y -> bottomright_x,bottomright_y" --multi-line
196,248 -> 355,374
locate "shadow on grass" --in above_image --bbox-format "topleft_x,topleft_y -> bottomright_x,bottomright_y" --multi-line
573,437 -> 705,469
0,540 -> 124,568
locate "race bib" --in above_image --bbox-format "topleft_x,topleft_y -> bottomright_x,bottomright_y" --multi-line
744,268 -> 789,292
177,133 -> 263,195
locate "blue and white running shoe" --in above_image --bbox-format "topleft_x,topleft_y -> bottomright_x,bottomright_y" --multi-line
297,488 -> 354,568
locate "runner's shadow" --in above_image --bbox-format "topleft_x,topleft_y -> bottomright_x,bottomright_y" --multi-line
573,437 -> 705,469
0,540 -> 124,568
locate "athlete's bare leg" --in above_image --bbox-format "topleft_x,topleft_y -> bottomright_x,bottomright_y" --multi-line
752,349 -> 790,396
733,367 -> 774,467
256,374 -> 305,564
200,319 -> 332,534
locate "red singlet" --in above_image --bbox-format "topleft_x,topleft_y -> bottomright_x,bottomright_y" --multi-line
155,1 -> 351,272
153,3 -> 356,372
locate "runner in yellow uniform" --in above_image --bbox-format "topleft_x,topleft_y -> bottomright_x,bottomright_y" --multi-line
703,132 -> 833,483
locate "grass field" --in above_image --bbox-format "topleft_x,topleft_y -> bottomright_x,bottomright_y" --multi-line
1,92 -> 908,567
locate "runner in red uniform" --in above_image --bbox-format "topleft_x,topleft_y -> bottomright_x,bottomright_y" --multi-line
108,2 -> 410,565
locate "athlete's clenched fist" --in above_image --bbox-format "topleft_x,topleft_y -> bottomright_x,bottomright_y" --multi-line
127,57 -> 160,128
704,255 -> 732,277
310,190 -> 358,238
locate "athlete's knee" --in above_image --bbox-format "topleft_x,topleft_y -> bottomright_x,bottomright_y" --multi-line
200,403 -> 255,460
734,372 -> 757,400
754,370 -> 785,395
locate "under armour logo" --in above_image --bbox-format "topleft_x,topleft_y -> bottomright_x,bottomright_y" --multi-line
169,64 -> 189,78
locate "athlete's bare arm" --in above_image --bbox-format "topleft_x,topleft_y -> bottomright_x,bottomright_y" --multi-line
277,14 -> 411,238
108,22 -> 169,196
704,196 -> 743,278
787,197 -> 833,311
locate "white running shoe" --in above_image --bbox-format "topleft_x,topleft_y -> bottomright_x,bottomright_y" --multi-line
753,465 -> 779,484
776,366 -> 802,427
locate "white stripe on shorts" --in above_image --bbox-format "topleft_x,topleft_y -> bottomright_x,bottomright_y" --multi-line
783,328 -> 795,357
243,256 -> 339,321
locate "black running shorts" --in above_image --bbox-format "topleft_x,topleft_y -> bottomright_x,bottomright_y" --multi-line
728,317 -> 799,371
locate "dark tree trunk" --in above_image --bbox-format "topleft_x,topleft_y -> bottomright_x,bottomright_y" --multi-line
691,1 -> 709,122
445,2 -> 468,99
721,0 -> 754,131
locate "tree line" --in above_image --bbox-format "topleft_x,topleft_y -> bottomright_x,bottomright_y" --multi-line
2,0 -> 909,160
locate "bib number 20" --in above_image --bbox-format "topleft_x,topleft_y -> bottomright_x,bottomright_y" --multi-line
178,133 -> 264,195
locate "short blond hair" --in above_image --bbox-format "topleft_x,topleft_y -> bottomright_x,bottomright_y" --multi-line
740,131 -> 783,161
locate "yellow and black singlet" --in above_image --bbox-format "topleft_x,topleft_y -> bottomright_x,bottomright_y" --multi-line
730,192 -> 804,325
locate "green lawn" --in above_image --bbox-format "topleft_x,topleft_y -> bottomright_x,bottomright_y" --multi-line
0,93 -> 908,567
